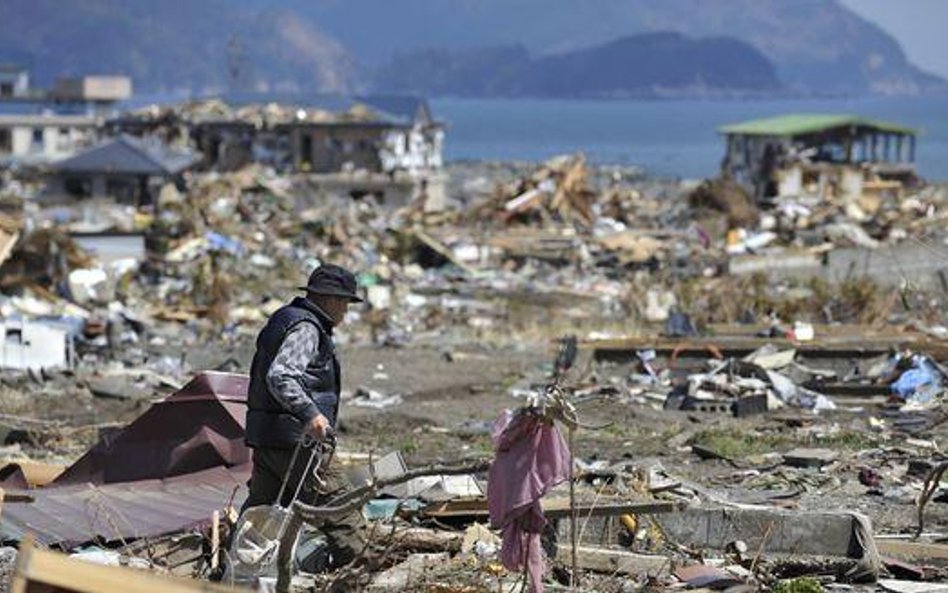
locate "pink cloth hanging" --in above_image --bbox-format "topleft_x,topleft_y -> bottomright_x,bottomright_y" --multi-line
487,409 -> 572,593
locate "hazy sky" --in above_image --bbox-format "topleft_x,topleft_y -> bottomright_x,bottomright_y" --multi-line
839,0 -> 948,80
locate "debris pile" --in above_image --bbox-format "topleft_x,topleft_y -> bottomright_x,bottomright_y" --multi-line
0,148 -> 947,592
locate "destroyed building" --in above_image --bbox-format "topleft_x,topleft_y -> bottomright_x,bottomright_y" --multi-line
0,103 -> 100,165
0,64 -> 30,98
44,134 -> 198,207
107,93 -> 446,208
0,71 -> 132,165
108,94 -> 444,175
50,75 -> 133,104
719,114 -> 918,202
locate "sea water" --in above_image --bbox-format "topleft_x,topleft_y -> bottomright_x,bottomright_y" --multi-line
434,96 -> 948,181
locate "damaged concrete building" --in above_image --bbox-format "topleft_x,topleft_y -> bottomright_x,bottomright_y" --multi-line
0,104 -> 100,166
196,93 -> 443,175
0,71 -> 132,165
719,114 -> 919,203
0,64 -> 31,98
108,93 -> 446,208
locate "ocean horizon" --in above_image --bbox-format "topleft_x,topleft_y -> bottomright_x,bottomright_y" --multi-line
433,95 -> 948,181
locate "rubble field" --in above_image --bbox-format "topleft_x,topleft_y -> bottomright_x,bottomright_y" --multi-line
2,155 -> 948,592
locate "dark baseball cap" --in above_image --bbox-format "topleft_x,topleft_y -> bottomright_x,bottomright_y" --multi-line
299,264 -> 363,302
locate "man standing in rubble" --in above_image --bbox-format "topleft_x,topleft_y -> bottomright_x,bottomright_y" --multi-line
242,263 -> 365,569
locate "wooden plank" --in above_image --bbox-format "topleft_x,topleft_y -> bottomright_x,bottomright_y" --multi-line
14,536 -> 244,593
210,511 -> 219,572
0,492 -> 35,503
589,338 -> 906,360
412,229 -> 477,275
384,528 -> 463,553
553,545 -> 670,576
584,328 -> 948,362
421,498 -> 686,520
543,499 -> 687,519
12,461 -> 66,487
0,461 -> 66,489
0,228 -> 18,268
877,540 -> 948,562
8,532 -> 30,593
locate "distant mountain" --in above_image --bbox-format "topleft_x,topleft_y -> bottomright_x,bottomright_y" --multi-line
0,0 -> 360,94
376,33 -> 780,98
0,0 -> 944,97
287,0 -> 948,96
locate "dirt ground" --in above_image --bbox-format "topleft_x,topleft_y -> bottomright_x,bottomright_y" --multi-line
336,340 -> 948,537
5,330 -> 947,546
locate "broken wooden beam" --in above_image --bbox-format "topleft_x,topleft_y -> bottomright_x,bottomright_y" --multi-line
876,540 -> 948,564
9,535 -> 240,593
589,338 -> 907,362
421,497 -> 686,520
379,527 -> 463,553
553,544 -> 671,576
411,229 -> 477,275
583,324 -> 948,363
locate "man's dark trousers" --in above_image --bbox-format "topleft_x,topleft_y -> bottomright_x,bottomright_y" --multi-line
242,445 -> 366,569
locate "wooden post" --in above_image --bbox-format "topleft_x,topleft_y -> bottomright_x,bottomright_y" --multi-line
569,427 -> 578,590
210,510 -> 220,572
11,534 -> 240,593
9,533 -> 32,593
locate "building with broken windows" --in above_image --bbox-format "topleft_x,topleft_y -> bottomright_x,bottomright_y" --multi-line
0,103 -> 100,165
108,93 -> 446,208
110,94 -> 444,175
718,114 -> 918,203
0,64 -> 31,98
0,72 -> 132,165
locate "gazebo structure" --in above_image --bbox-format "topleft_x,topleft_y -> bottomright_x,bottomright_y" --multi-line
718,114 -> 918,202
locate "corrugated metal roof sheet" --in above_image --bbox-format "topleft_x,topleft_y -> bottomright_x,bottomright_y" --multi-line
1,465 -> 249,547
718,114 -> 917,137
54,372 -> 250,486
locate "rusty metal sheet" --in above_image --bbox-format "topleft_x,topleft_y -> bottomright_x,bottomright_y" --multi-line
54,372 -> 250,486
2,465 -> 249,547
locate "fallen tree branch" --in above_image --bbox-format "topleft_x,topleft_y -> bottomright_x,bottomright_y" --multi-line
276,459 -> 490,593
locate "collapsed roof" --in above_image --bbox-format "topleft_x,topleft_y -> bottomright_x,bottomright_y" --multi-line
1,372 -> 251,547
54,371 -> 249,486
